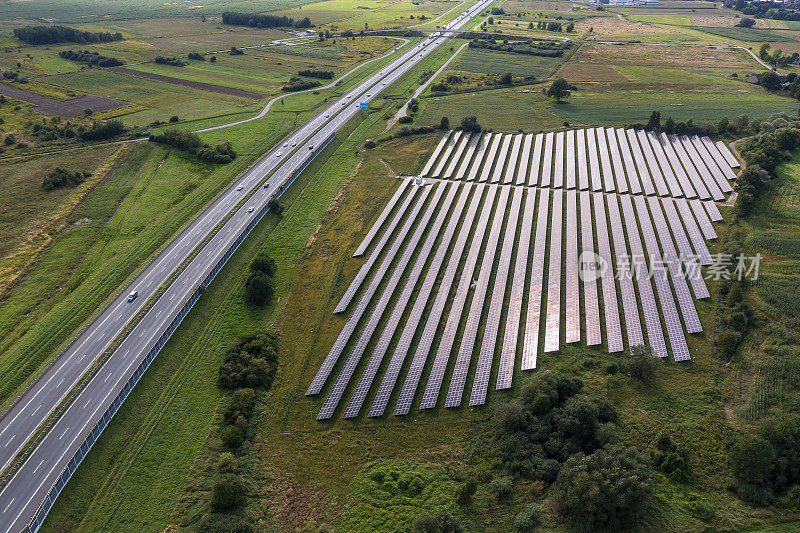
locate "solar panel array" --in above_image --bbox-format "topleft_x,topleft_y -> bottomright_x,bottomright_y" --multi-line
308,127 -> 738,418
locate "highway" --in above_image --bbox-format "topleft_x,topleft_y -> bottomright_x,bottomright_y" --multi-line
0,1 -> 493,530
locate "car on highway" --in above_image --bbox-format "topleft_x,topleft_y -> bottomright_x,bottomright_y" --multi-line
263,182 -> 269,188
276,152 -> 282,157
247,206 -> 255,213
283,143 -> 288,147
236,185 -> 243,191
292,142 -> 297,147
127,290 -> 138,302
325,114 -> 329,118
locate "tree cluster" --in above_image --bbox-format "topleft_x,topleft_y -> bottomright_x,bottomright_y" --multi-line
534,20 -> 573,32
149,129 -> 237,164
468,38 -> 566,58
245,251 -> 277,305
222,11 -> 311,29
187,51 -> 204,61
298,69 -> 333,79
58,50 -> 123,67
460,115 -> 481,132
41,167 -> 90,191
728,0 -> 800,21
713,228 -> 755,358
281,77 -> 321,92
218,330 -> 279,391
79,120 -> 125,141
154,55 -> 186,67
13,25 -> 123,45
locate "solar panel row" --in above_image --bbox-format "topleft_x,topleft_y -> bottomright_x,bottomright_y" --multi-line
432,130 -> 462,178
592,193 -> 623,352
715,140 -> 740,168
577,129 -> 589,190
443,132 -> 472,179
491,134 -> 513,184
674,198 -> 713,265
565,190 -> 580,344
529,133 -> 544,186
516,133 -> 533,185
353,178 -> 412,257
606,195 -> 644,348
420,130 -> 451,176
565,129 -> 576,190
580,191 -> 602,347
455,132 -> 482,180
616,127 -> 641,194
521,188 -> 550,370
543,190 -> 563,352
505,134 -> 523,185
627,129 -> 655,195
660,198 -> 709,300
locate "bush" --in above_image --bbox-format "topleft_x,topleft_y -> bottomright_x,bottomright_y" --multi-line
460,115 -> 481,132
188,51 -> 205,61
455,477 -> 477,505
154,55 -> 186,66
731,435 -> 774,485
245,272 -> 274,305
552,444 -> 652,531
42,167 -> 90,191
218,331 -> 280,390
169,115 -> 179,122
250,252 -> 276,278
623,345 -> 660,381
211,474 -> 246,511
413,510 -> 462,533
150,129 -> 236,164
364,139 -> 376,149
225,388 -> 257,424
440,116 -> 450,130
398,115 -> 413,124
652,433 -> 692,483
219,425 -> 244,449
217,452 -> 239,473
79,120 -> 125,141
489,476 -> 513,501
267,197 -> 285,216
199,513 -> 252,533
513,503 -> 541,532
298,69 -> 333,79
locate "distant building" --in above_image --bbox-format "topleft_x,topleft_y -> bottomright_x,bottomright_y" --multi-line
305,29 -> 317,35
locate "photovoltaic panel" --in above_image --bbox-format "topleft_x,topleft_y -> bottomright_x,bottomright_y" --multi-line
421,130 -> 451,176
432,130 -> 462,178
529,133 -> 544,186
565,190 -> 580,343
467,132 -> 493,182
669,134 -> 711,200
390,184 -> 485,416
680,135 -> 724,200
566,129 -> 577,189
316,184 -> 442,419
479,133 -> 503,182
619,195 -> 668,357
633,196 -> 691,361
443,132 -> 472,179
606,195 -> 644,348
597,127 -> 615,192
497,189 -> 536,389
657,132 -> 696,198
541,131 -> 554,187
491,133 -> 513,183
420,186 -> 499,409
353,178 -> 412,257
521,188 -> 550,370
543,190 -> 563,352
715,140 -> 740,167
636,129 -> 670,197
307,185 -> 428,396
660,198 -> 710,299
343,184 -> 462,418
606,127 -> 628,193
689,198 -> 717,239
592,193 -> 623,352
647,131 -> 683,197
455,132 -> 482,180
445,186 -> 510,408
674,198 -> 713,265
336,185 -> 419,312
587,128 -> 603,191
646,196 -> 704,332
553,131 -> 565,188
516,133 -> 534,185
691,136 -> 732,193
470,187 -> 522,406
701,136 -> 737,181
577,129 -> 589,190
580,191 -> 601,346
504,134 -> 523,184
616,127 -> 641,194
704,200 -> 723,222
627,129 -> 656,195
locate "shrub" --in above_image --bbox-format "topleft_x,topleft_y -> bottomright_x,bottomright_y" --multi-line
218,331 -> 280,390
513,503 -> 541,531
460,115 -> 481,132
552,444 -> 652,531
652,433 -> 692,483
489,476 -> 513,501
440,116 -> 450,130
217,452 -> 239,473
219,426 -> 244,449
188,51 -> 205,61
413,510 -> 462,533
58,49 -> 122,67
199,513 -> 252,533
398,115 -> 413,124
169,115 -> 179,122
245,272 -> 274,305
364,139 -> 376,149
250,252 -> 276,278
455,477 -> 477,505
210,474 -> 246,511
42,167 -> 90,191
623,345 -> 660,381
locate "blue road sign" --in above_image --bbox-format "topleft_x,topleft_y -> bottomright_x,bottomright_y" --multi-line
470,16 -> 474,20
360,102 -> 369,109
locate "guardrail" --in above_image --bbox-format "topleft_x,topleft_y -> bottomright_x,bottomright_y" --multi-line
25,131 -> 335,532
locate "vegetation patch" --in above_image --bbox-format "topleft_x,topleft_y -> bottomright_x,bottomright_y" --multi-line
149,129 -> 237,164
13,25 -> 123,45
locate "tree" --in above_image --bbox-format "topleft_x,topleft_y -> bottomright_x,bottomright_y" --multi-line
251,252 -> 276,278
623,345 -> 660,381
211,474 -> 246,511
413,510 -> 463,533
759,70 -> 781,91
455,477 -> 477,505
460,115 -> 481,132
737,17 -> 756,28
268,197 -> 285,216
245,272 -> 274,305
646,110 -> 661,131
547,78 -> 573,103
500,72 -> 513,85
652,433 -> 692,483
220,425 -> 244,449
513,503 -> 541,532
217,452 -> 239,473
440,116 -> 450,130
489,476 -> 513,500
552,444 -> 652,531
731,435 -> 774,485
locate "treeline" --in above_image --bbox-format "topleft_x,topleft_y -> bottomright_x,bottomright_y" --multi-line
79,120 -> 125,141
13,25 -> 123,45
532,20 -> 574,32
58,50 -> 123,67
468,38 -> 566,57
728,0 -> 800,21
758,44 -> 799,68
149,129 -> 237,164
281,77 -> 320,92
221,11 -> 312,29
154,56 -> 186,67
187,52 -> 204,61
298,69 -> 333,79
42,167 -> 90,191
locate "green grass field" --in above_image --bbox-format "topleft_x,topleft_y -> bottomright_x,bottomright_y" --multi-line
692,26 -> 799,43
453,47 -> 560,78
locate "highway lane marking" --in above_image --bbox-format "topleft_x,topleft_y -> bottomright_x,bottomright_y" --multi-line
103,374 -> 111,383
82,399 -> 91,410
123,349 -> 130,359
56,378 -> 64,389
3,498 -> 14,513
31,405 -> 41,417
33,460 -> 43,474
59,428 -> 68,440
3,436 -> 13,448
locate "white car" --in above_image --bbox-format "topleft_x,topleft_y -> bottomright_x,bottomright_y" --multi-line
283,143 -> 288,147
236,185 -> 243,191
291,142 -> 297,147
366,93 -> 371,97
263,182 -> 269,188
347,94 -> 352,99
276,152 -> 282,157
325,113 -> 330,118
127,290 -> 138,302
247,207 -> 255,213
382,82 -> 386,85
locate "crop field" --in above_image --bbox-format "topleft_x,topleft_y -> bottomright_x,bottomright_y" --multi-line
451,47 -> 560,78
692,26 -> 799,43
271,0 -> 464,30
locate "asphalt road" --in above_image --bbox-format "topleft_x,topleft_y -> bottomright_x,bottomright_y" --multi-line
0,1 -> 493,530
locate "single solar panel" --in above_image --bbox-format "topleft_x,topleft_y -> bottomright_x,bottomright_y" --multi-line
620,195 -> 668,358
529,133 -> 544,186
577,128 -> 589,190
516,133 -> 534,185
565,190 -> 580,343
521,188 -> 550,370
470,187 -> 522,406
541,131 -> 554,187
636,129 -> 669,197
497,189 -> 536,389
566,129 -> 577,189
389,184 -> 484,416
660,198 -> 709,299
606,195 -> 644,348
592,193 -> 623,352
674,198 -> 713,266
627,129 -> 656,195
587,128 -> 603,191
353,178 -> 412,257
420,186 -> 499,409
596,127 -> 615,192
580,191 -> 601,346
616,127 -> 641,194
606,127 -> 628,193
336,185 -> 419,312
420,130 -> 452,176
543,190 -> 564,352
308,185 -> 429,396
505,134 -> 524,184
